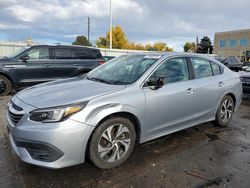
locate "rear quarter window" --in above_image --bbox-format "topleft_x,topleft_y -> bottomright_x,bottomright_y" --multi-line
72,48 -> 102,59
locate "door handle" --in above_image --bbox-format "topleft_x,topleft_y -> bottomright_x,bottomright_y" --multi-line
74,64 -> 79,66
218,81 -> 224,87
44,64 -> 51,67
185,88 -> 194,94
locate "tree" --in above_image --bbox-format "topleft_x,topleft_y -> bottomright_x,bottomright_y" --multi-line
183,42 -> 196,52
72,35 -> 92,46
96,25 -> 128,49
96,25 -> 174,51
145,42 -> 173,52
125,42 -> 147,50
96,37 -> 107,48
197,36 -> 213,54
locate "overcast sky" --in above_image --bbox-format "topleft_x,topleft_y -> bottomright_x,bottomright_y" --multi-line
0,0 -> 250,51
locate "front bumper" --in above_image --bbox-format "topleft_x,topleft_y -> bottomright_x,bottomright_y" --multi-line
7,110 -> 95,169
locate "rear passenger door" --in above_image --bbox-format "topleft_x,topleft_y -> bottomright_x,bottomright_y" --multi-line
189,57 -> 225,121
50,48 -> 79,79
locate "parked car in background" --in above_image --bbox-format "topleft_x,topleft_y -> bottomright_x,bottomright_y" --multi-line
213,56 -> 225,63
221,56 -> 243,72
7,53 -> 242,169
0,44 -> 104,96
240,62 -> 250,95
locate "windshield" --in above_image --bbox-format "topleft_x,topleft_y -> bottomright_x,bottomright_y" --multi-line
87,54 -> 160,85
7,47 -> 30,58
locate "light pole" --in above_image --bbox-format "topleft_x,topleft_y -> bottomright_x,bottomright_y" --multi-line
87,17 -> 90,44
109,0 -> 112,49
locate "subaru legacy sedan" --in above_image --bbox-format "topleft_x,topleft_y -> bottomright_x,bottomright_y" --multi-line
7,53 -> 242,169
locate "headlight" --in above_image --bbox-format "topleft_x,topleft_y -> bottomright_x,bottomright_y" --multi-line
29,102 -> 88,123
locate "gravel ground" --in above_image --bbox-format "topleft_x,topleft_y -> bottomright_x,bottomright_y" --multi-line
0,96 -> 250,188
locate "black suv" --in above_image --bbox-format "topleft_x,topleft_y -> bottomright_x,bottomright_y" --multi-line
0,44 -> 105,96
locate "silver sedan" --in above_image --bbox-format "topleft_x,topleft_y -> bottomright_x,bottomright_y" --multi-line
7,53 -> 242,169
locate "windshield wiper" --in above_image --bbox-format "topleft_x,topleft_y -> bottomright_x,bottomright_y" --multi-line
86,76 -> 112,84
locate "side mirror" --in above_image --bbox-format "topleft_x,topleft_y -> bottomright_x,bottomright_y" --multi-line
20,55 -> 29,62
147,77 -> 164,90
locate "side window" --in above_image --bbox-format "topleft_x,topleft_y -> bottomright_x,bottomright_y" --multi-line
148,58 -> 189,85
53,49 -> 72,59
26,48 -> 49,60
211,62 -> 221,76
191,58 -> 213,79
72,49 -> 88,59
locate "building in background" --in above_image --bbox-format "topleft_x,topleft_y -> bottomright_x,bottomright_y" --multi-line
214,29 -> 250,58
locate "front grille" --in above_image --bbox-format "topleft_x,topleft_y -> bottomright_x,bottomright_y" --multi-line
241,77 -> 250,87
242,77 -> 250,82
8,110 -> 23,126
9,110 -> 23,125
8,101 -> 24,126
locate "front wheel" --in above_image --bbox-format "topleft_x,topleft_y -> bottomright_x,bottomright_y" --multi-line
214,95 -> 234,127
89,117 -> 136,169
0,75 -> 12,96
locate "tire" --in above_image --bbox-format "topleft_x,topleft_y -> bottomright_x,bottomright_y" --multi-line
0,75 -> 12,96
214,95 -> 235,127
89,117 -> 136,169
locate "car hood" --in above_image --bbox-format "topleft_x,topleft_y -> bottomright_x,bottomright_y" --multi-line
16,77 -> 126,108
0,57 -> 16,64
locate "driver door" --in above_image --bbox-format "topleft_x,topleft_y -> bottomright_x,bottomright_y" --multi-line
14,46 -> 52,86
143,57 -> 196,139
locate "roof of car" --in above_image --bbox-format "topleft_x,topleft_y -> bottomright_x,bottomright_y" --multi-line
30,44 -> 99,50
125,52 -> 219,60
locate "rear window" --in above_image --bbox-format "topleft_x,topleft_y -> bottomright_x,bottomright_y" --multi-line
191,57 -> 213,79
211,62 -> 221,75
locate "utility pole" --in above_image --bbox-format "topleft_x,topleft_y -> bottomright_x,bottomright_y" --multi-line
109,0 -> 112,49
87,17 -> 90,44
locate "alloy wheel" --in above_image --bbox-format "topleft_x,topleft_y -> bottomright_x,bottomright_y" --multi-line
98,124 -> 131,163
220,98 -> 233,123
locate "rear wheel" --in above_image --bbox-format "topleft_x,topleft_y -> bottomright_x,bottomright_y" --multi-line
0,75 -> 12,96
89,117 -> 136,169
214,95 -> 234,127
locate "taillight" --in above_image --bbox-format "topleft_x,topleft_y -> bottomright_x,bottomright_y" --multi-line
99,61 -> 105,65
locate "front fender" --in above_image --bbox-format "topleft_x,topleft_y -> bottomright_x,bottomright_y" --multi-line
83,103 -> 142,127
71,103 -> 141,126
